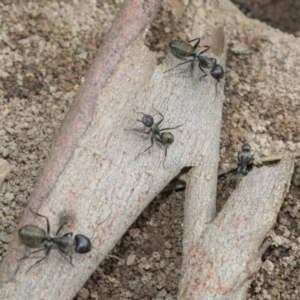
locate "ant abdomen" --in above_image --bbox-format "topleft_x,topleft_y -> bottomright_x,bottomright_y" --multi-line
161,132 -> 174,145
18,225 -> 47,248
169,40 -> 196,57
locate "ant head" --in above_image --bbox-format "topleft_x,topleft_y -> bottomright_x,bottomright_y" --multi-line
161,132 -> 174,145
211,64 -> 224,81
241,143 -> 251,152
74,210 -> 112,254
74,234 -> 92,254
137,113 -> 154,127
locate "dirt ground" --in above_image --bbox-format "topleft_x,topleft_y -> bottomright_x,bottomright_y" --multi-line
0,0 -> 300,299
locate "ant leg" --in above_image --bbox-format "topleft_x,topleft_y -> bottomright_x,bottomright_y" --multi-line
163,148 -> 168,169
19,247 -> 45,260
164,59 -> 194,73
55,217 -> 69,235
198,45 -> 211,55
156,139 -> 169,169
175,60 -> 195,76
56,235 -> 74,266
126,128 -> 151,134
164,145 -> 168,157
55,217 -> 70,236
25,246 -> 52,273
136,135 -> 154,160
153,135 -> 165,149
152,107 -> 164,126
61,232 -> 73,237
237,151 -> 242,164
160,125 -> 182,132
57,248 -> 74,266
29,208 -> 50,235
213,81 -> 220,102
141,135 -> 154,154
187,37 -> 201,50
198,65 -> 208,78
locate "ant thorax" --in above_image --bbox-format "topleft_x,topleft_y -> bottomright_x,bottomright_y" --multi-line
53,233 -> 75,255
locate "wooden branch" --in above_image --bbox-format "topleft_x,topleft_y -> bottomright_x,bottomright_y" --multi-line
179,155 -> 294,299
0,0 -> 226,299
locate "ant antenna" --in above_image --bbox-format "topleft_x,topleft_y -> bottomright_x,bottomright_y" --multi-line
92,247 -> 123,263
87,210 -> 123,264
213,68 -> 236,102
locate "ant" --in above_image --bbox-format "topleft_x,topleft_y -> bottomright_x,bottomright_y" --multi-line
217,143 -> 253,200
165,38 -> 225,100
126,108 -> 182,160
18,209 -> 119,273
229,142 -> 255,188
238,3 -> 255,18
237,143 -> 254,175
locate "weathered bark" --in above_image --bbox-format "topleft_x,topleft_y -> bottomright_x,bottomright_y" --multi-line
0,0 -> 225,299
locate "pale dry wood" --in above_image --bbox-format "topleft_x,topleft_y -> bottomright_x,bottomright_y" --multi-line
179,155 -> 294,299
0,1 -> 225,299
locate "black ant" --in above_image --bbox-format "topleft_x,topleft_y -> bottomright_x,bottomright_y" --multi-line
165,38 -> 225,100
229,142 -> 255,188
18,209 -> 120,273
237,143 -> 254,175
238,3 -> 255,18
126,109 -> 182,160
